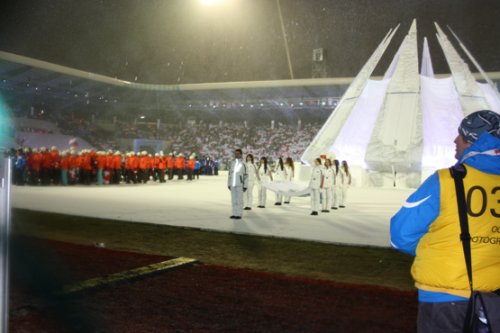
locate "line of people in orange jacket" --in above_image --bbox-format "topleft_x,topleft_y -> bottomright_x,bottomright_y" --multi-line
11,146 -> 201,186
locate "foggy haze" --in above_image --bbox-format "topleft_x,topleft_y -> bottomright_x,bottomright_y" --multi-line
0,0 -> 498,84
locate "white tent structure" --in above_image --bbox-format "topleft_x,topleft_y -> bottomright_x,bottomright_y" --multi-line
301,20 -> 500,188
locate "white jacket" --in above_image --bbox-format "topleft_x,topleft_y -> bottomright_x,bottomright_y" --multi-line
339,168 -> 351,186
334,169 -> 340,187
322,167 -> 334,188
258,165 -> 272,183
227,159 -> 248,188
246,162 -> 259,183
309,166 -> 323,189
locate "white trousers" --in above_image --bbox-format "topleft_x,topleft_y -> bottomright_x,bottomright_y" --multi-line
243,181 -> 255,208
274,181 -> 283,203
230,186 -> 244,217
340,185 -> 348,206
284,180 -> 291,202
310,188 -> 320,212
321,187 -> 333,210
258,183 -> 267,206
332,186 -> 340,208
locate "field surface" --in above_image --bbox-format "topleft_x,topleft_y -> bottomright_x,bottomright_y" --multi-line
9,209 -> 417,332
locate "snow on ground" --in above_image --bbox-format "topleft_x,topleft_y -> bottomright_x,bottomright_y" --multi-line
11,172 -> 413,248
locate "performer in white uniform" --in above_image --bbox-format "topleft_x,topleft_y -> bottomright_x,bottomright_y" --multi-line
283,157 -> 294,204
227,149 -> 248,219
257,157 -> 273,208
244,153 -> 259,210
321,158 -> 334,212
331,159 -> 340,210
273,157 -> 286,205
309,158 -> 323,216
339,160 -> 351,208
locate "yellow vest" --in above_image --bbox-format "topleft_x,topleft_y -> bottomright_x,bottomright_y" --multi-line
412,165 -> 500,298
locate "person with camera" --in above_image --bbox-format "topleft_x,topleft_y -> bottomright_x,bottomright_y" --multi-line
390,110 -> 500,332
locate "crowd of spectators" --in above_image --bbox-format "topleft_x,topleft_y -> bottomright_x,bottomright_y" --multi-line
57,116 -> 118,150
14,112 -> 323,168
111,121 -> 321,167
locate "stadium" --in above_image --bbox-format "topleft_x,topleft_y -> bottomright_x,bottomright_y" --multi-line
1,1 -> 500,332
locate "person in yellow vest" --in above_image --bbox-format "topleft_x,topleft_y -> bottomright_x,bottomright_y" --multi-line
390,110 -> 500,333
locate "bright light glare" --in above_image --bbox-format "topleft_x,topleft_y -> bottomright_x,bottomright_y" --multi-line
0,95 -> 13,150
201,0 -> 224,5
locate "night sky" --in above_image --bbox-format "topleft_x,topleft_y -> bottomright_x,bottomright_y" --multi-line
0,0 -> 498,84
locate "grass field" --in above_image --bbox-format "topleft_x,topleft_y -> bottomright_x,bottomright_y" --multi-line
12,208 -> 415,290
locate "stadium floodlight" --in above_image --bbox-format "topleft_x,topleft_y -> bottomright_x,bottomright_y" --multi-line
201,0 -> 225,5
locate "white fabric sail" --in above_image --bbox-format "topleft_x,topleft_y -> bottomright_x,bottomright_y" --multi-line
300,26 -> 400,164
365,19 -> 422,174
421,37 -> 434,78
302,20 -> 500,188
447,25 -> 499,101
420,76 -> 463,172
331,79 -> 390,166
434,23 -> 490,114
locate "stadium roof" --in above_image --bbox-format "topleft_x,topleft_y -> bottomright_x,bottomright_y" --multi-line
0,51 -> 352,116
1,50 -> 499,118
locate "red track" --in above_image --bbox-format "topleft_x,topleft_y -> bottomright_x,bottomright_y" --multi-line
10,238 -> 417,332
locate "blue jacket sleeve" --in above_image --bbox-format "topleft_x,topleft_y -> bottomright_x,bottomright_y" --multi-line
390,172 -> 440,256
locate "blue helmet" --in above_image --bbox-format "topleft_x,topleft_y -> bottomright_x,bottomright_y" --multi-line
458,110 -> 500,143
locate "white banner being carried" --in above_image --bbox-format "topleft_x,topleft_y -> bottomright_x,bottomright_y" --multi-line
261,181 -> 311,197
